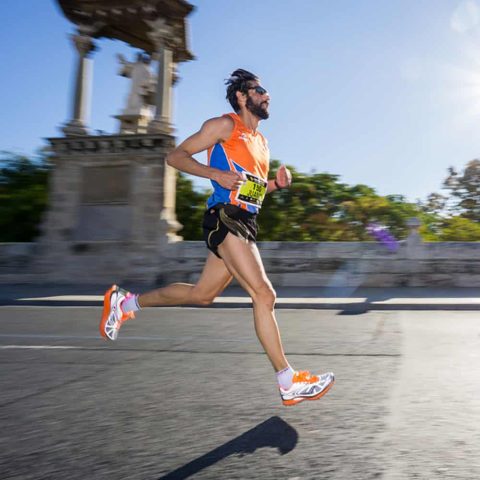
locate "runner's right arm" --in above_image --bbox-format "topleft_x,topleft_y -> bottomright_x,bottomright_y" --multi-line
166,116 -> 245,191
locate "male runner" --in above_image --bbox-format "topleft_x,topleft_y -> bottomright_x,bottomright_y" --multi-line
100,69 -> 335,406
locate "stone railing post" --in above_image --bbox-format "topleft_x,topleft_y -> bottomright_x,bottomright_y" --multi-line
406,217 -> 422,258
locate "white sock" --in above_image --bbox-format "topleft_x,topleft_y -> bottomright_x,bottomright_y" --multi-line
276,365 -> 295,390
121,294 -> 140,313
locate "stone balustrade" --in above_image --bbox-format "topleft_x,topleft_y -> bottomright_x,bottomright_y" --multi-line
3,233 -> 480,286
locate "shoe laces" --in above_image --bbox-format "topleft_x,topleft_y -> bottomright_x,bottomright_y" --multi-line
293,370 -> 319,384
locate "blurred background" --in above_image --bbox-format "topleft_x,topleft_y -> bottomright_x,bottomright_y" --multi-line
3,4 -> 480,478
2,0 -> 480,244
3,0 -> 480,290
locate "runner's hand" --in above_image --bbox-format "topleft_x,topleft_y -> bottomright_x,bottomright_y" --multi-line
212,170 -> 246,190
275,165 -> 292,189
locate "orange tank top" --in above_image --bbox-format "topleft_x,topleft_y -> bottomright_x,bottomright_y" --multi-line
207,113 -> 270,213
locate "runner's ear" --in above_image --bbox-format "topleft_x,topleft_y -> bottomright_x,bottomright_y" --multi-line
236,90 -> 247,108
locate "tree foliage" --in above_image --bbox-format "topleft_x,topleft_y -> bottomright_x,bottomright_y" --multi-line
0,152 -> 50,242
172,158 -> 480,242
437,216 -> 480,241
175,172 -> 210,240
174,160 -> 423,242
443,159 -> 480,220
4,150 -> 480,243
257,161 -> 420,241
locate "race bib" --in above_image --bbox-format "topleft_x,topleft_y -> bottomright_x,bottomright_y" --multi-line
236,173 -> 268,207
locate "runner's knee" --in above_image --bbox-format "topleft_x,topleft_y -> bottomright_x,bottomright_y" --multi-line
251,283 -> 276,308
190,291 -> 216,306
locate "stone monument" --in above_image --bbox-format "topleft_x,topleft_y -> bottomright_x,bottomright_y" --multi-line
39,0 -> 195,284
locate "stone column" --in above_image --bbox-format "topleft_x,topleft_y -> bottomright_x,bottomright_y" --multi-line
147,20 -> 175,134
63,33 -> 96,136
145,20 -> 182,239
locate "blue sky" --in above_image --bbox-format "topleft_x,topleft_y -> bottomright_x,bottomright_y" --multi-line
2,0 -> 480,201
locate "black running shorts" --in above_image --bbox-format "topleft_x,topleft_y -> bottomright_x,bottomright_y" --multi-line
202,204 -> 258,258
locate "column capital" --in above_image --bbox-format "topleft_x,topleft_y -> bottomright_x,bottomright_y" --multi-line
146,18 -> 179,51
71,33 -> 96,58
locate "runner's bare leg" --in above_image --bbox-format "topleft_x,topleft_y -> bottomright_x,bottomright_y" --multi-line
138,252 -> 233,307
218,233 -> 289,372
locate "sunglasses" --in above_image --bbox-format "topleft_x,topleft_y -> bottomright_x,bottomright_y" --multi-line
247,85 -> 268,95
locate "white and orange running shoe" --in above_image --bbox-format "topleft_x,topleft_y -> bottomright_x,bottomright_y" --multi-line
280,370 -> 335,406
99,285 -> 135,341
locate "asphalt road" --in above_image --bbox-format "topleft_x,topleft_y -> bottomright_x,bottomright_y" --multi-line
1,306 -> 480,479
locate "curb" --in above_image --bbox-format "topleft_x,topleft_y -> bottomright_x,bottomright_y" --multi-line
3,298 -> 480,311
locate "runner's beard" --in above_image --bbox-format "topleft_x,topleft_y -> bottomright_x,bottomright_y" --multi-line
246,97 -> 269,119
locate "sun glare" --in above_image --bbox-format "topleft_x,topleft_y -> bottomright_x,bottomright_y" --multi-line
451,0 -> 480,33
442,2 -> 480,124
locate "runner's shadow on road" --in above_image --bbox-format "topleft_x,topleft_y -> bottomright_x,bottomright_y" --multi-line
157,416 -> 298,480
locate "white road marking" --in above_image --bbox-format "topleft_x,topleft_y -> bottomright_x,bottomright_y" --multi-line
0,345 -> 80,350
17,295 -> 104,301
13,295 -> 369,304
0,333 -> 255,343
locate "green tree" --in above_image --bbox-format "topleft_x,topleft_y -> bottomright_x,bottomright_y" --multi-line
175,160 -> 430,242
418,212 -> 442,241
175,172 -> 210,240
437,216 -> 480,241
417,193 -> 447,241
258,161 -> 422,241
258,162 -> 347,241
0,152 -> 50,242
443,159 -> 480,220
381,195 -> 422,239
421,192 -> 447,216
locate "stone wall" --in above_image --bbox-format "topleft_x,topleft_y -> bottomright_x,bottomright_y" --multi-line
163,239 -> 480,287
0,243 -> 38,276
3,236 -> 480,287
